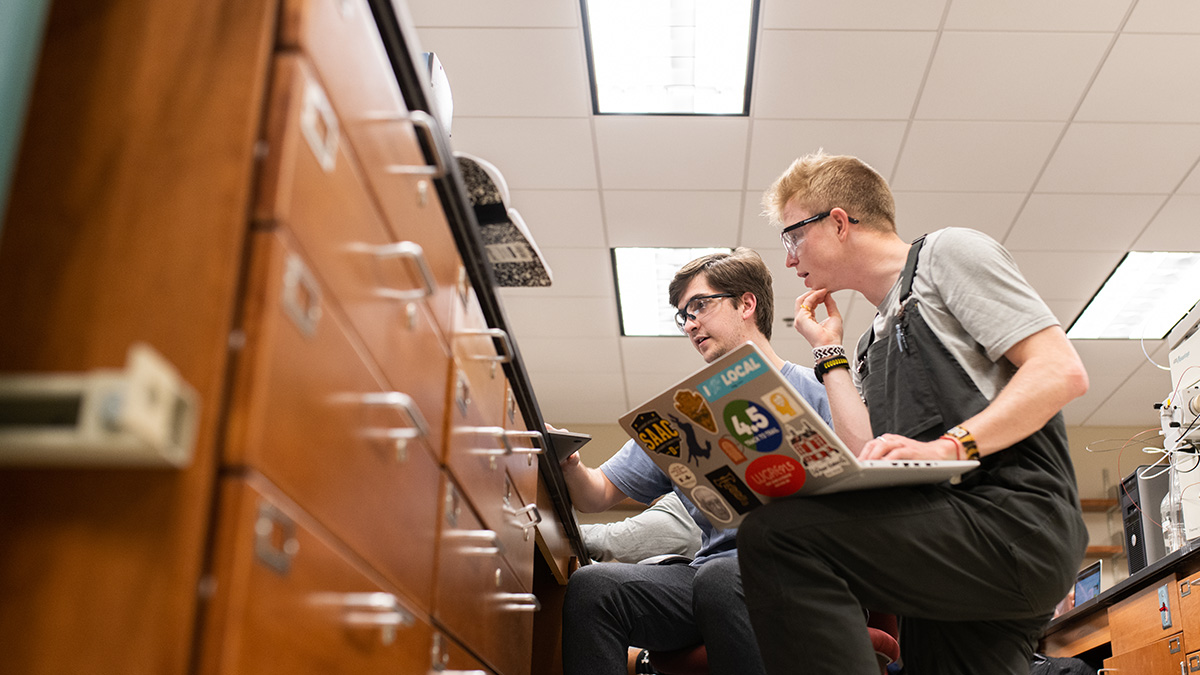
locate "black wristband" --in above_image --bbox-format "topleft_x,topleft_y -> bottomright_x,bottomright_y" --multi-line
814,356 -> 850,384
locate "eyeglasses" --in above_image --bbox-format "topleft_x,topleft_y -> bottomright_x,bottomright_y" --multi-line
674,293 -> 736,333
780,210 -> 859,257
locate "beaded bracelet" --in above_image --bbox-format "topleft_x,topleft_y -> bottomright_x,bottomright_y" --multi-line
812,344 -> 846,362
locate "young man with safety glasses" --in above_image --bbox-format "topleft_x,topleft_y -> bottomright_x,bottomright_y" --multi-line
559,247 -> 834,675
739,152 -> 1090,674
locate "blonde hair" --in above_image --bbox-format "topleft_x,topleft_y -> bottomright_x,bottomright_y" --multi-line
668,247 -> 775,340
762,152 -> 896,233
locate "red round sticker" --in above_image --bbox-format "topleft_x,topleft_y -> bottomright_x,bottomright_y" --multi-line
744,454 -> 806,497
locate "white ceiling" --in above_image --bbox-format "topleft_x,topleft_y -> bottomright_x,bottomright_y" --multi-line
401,0 -> 1200,428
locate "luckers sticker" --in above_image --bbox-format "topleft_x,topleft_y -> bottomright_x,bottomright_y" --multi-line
705,466 -> 762,515
698,352 -> 767,401
761,386 -> 801,423
723,400 -> 782,453
631,411 -> 681,458
745,454 -> 806,497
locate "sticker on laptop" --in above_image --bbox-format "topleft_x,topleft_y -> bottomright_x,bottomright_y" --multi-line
785,421 -> 848,478
631,411 -> 681,458
717,436 -> 748,464
745,454 -> 807,497
673,389 -> 717,433
689,485 -> 734,524
668,462 -> 697,488
760,386 -> 802,423
723,400 -> 783,453
666,412 -> 714,467
705,466 -> 763,514
697,351 -> 768,401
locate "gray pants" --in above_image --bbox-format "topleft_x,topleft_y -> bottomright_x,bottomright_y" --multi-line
738,486 -> 1073,675
562,556 -> 767,675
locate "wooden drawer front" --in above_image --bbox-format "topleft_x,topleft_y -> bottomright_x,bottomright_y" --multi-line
504,382 -> 542,514
226,232 -> 440,609
1180,570 -> 1200,643
535,474 -> 576,587
451,286 -> 510,434
1109,573 -> 1182,655
257,54 -> 449,456
432,631 -> 495,674
435,478 -> 538,675
198,477 -> 434,675
1103,633 -> 1185,674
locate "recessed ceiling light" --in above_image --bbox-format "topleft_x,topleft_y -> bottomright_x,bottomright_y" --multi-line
580,0 -> 759,115
1067,251 -> 1200,340
613,247 -> 732,336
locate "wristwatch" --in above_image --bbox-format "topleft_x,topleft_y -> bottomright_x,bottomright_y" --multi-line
942,425 -> 980,461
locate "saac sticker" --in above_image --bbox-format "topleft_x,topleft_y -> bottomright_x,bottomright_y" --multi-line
690,485 -> 734,524
631,411 -> 681,458
745,454 -> 807,497
723,400 -> 783,453
705,466 -> 762,514
785,421 -> 848,478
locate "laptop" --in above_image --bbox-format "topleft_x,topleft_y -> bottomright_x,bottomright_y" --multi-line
618,342 -> 979,530
1073,560 -> 1103,606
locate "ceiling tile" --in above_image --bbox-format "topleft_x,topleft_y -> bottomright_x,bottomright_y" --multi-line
1045,299 -> 1087,327
620,337 -> 707,375
745,119 -> 907,190
1124,0 -> 1200,33
891,121 -> 1062,192
530,371 -> 629,425
1005,193 -> 1162,252
1008,250 -> 1124,301
500,295 -> 618,337
1076,35 -> 1200,123
1132,195 -> 1200,251
891,192 -> 1026,243
507,189 -> 606,248
944,0 -> 1132,31
593,117 -> 749,190
1061,340 -> 1168,426
1180,163 -> 1200,194
448,117 -> 597,189
604,191 -> 744,247
404,0 -> 579,28
762,0 -> 948,30
1079,356 -> 1177,426
916,32 -> 1109,121
498,246 -> 614,299
415,28 -> 591,118
739,189 -> 782,249
1037,123 -> 1200,194
514,336 -> 621,373
754,30 -> 936,120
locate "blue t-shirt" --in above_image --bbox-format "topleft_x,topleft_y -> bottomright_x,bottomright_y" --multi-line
600,361 -> 831,565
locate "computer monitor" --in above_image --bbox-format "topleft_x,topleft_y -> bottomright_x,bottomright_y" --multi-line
1074,560 -> 1103,606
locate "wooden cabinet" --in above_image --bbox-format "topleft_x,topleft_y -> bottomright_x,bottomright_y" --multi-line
0,0 -> 579,673
1109,574 -> 1182,657
1103,634 -> 1186,674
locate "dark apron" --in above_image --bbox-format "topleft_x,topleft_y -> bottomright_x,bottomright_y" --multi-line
855,237 -> 1086,571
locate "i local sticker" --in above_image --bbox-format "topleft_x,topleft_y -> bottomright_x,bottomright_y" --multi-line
723,400 -> 782,453
744,454 -> 806,497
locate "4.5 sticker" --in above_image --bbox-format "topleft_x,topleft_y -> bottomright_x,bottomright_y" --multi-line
722,400 -> 782,453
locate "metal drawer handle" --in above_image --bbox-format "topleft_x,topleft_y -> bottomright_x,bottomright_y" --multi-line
505,429 -> 545,455
282,254 -> 322,337
369,241 -> 436,301
456,426 -> 544,457
300,79 -> 338,173
309,592 -> 414,646
457,328 -> 514,364
496,592 -> 541,612
382,110 -> 446,178
361,391 -> 431,440
506,503 -> 542,532
445,528 -> 502,556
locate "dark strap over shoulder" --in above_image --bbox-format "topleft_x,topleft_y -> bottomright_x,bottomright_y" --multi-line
898,235 -> 927,304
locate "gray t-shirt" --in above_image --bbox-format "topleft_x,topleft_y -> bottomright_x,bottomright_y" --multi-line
579,492 -> 702,563
599,361 -> 831,565
859,227 -> 1059,401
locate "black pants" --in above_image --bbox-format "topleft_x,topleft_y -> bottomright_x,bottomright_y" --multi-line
738,485 -> 1078,675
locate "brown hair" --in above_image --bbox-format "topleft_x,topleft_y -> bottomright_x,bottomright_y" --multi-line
668,247 -> 774,340
762,152 -> 896,233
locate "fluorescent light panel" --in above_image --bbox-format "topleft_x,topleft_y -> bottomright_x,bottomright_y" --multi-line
582,0 -> 757,115
613,247 -> 732,336
1067,251 -> 1200,340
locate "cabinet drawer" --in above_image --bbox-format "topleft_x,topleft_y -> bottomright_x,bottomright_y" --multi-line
198,476 -> 434,675
1108,573 -> 1182,655
1103,632 -> 1185,674
225,231 -> 440,609
435,477 -> 537,675
257,55 -> 450,456
504,381 -> 542,514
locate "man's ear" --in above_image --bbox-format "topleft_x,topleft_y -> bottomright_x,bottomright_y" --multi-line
740,292 -> 757,321
832,207 -> 854,241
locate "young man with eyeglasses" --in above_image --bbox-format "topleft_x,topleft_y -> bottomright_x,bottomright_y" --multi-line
559,247 -> 833,675
738,152 -> 1089,674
